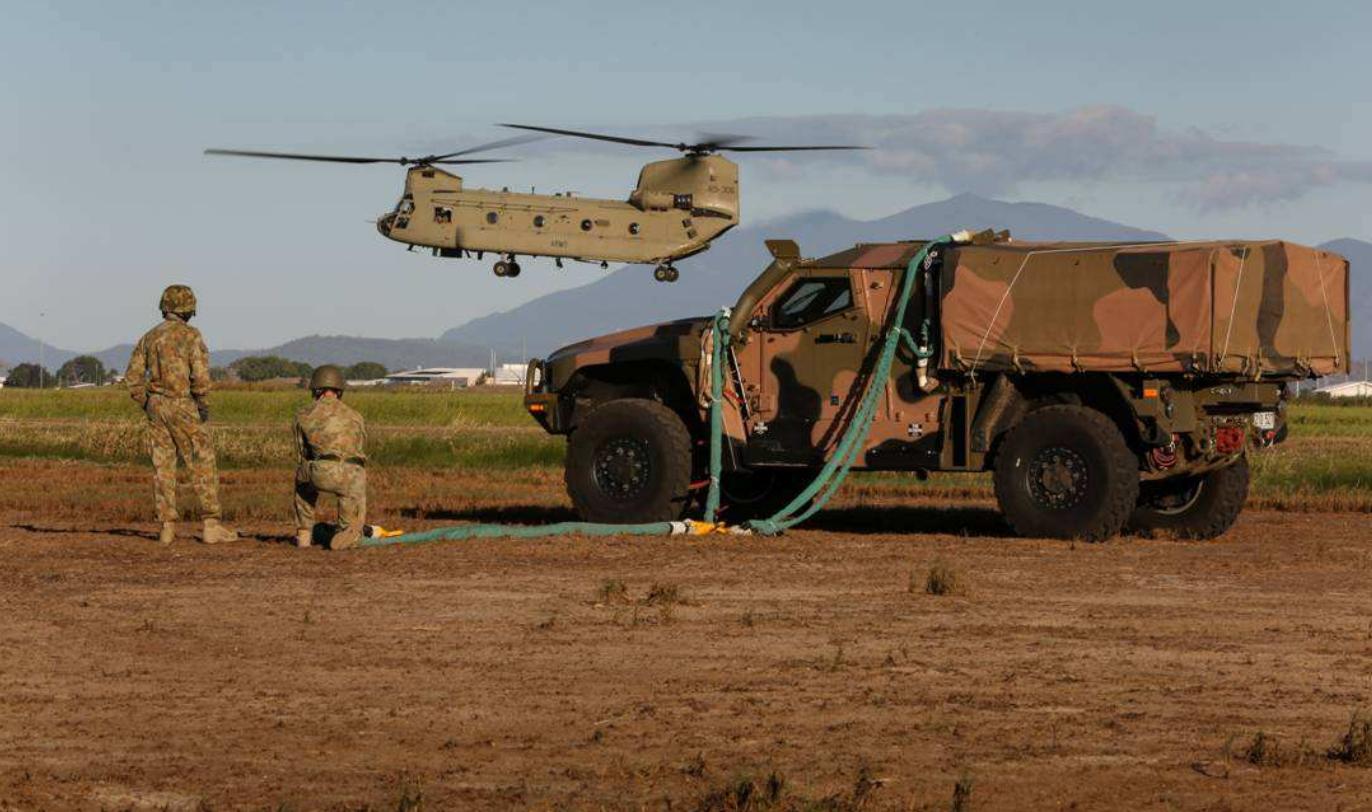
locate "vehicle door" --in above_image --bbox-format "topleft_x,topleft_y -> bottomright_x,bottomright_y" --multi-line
750,269 -> 872,460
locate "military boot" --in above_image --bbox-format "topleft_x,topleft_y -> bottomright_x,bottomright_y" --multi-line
158,522 -> 177,545
201,518 -> 240,544
329,530 -> 360,551
295,528 -> 314,549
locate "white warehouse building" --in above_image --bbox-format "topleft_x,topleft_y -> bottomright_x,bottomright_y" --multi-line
383,367 -> 487,387
1315,380 -> 1372,399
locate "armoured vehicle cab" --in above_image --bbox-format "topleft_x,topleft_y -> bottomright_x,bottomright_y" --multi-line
525,233 -> 1351,541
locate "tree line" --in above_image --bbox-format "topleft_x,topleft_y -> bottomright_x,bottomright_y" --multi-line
3,356 -> 390,388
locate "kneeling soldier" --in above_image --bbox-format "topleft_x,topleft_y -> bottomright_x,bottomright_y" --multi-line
294,365 -> 367,550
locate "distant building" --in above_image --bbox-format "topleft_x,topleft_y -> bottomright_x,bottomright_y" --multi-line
383,367 -> 487,387
489,362 -> 528,386
1315,380 -> 1372,398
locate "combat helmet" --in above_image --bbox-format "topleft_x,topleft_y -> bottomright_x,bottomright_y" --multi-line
309,364 -> 347,393
159,284 -> 197,318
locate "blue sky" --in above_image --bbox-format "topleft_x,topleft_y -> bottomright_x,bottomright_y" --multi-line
2,0 -> 1369,351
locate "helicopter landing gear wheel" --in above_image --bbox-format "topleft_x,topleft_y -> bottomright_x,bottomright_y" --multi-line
493,256 -> 521,278
653,264 -> 679,283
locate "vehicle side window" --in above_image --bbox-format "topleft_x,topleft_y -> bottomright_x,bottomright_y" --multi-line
771,277 -> 853,329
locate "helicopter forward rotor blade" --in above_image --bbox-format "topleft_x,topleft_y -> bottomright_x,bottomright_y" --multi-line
498,123 -> 683,150
205,148 -> 516,166
204,148 -> 398,164
427,132 -> 549,161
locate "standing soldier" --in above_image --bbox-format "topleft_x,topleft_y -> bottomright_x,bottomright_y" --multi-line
125,285 -> 239,545
294,365 -> 368,550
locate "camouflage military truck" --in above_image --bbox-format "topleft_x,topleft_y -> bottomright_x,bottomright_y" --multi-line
524,232 -> 1351,540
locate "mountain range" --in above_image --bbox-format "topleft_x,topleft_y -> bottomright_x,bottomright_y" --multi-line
3,194 -> 1367,372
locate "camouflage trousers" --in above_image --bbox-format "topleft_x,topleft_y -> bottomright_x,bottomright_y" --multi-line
145,394 -> 221,523
294,460 -> 367,548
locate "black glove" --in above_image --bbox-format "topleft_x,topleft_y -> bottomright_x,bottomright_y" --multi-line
196,400 -> 210,423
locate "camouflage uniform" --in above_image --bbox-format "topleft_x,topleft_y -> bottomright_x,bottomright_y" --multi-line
294,396 -> 368,549
125,310 -> 223,526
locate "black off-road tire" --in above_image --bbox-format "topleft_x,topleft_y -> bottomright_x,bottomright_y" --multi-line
1128,456 -> 1250,540
993,405 -> 1140,542
565,398 -> 693,524
717,468 -> 813,522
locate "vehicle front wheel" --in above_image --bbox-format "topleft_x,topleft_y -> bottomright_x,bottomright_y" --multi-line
565,398 -> 693,524
993,405 -> 1139,542
1128,457 -> 1249,540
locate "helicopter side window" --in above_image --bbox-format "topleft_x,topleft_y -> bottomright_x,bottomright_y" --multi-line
771,277 -> 853,330
434,206 -> 453,224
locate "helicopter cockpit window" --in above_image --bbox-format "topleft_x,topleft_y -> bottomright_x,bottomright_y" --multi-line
771,277 -> 853,330
396,197 -> 415,215
434,206 -> 453,224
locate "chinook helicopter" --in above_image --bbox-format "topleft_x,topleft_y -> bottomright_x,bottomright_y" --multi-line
206,124 -> 864,283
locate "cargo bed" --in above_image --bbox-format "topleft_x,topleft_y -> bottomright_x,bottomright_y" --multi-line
936,240 -> 1350,377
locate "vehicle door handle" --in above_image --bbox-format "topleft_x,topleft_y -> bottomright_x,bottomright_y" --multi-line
815,332 -> 856,344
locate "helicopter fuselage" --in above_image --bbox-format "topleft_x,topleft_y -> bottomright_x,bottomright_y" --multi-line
376,155 -> 739,267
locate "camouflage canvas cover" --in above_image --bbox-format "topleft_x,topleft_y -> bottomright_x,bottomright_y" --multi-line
936,240 -> 1350,378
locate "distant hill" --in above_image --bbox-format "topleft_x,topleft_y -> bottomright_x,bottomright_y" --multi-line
228,334 -> 491,371
1319,238 -> 1371,359
440,193 -> 1171,356
87,334 -> 491,373
0,322 -> 76,369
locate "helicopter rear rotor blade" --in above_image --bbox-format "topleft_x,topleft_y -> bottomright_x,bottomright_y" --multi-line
497,123 -> 865,155
722,145 -> 869,152
498,123 -> 685,150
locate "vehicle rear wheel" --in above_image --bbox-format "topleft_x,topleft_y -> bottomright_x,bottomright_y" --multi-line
717,468 -> 813,522
565,398 -> 693,524
993,405 -> 1139,542
1128,456 -> 1249,540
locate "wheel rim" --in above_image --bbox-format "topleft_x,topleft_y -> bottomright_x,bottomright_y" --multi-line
593,436 -> 653,500
1026,446 -> 1090,510
1147,479 -> 1204,515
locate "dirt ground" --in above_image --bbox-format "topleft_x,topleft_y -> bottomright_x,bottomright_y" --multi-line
3,464 -> 1372,809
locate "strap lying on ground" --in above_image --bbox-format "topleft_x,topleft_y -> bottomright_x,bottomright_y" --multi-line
360,234 -> 957,549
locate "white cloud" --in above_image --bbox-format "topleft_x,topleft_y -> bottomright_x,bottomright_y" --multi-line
504,107 -> 1372,211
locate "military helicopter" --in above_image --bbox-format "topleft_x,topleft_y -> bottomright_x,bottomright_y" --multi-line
206,124 -> 864,283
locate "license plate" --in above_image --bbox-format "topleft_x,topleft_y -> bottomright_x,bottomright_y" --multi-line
1252,411 -> 1276,430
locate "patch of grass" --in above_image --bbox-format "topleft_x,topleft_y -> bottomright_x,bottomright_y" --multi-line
924,558 -> 963,596
1328,711 -> 1372,765
692,764 -> 881,811
0,418 -> 563,470
596,579 -> 629,605
1237,730 -> 1320,768
0,387 -> 533,427
693,771 -> 785,812
950,772 -> 973,812
643,582 -> 682,607
644,582 -> 685,623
